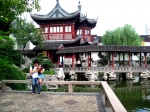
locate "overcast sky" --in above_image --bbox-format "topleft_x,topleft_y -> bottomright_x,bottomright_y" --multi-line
25,0 -> 150,36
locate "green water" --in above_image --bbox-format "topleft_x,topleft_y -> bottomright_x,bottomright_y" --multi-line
108,77 -> 150,112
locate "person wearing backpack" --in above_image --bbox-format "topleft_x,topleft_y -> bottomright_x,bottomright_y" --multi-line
30,60 -> 42,95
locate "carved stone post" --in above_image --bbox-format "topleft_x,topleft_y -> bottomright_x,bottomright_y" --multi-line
68,84 -> 73,94
1,82 -> 7,92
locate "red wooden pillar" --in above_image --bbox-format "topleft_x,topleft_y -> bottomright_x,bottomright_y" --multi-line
112,52 -> 114,70
51,52 -> 54,62
72,54 -> 75,69
88,52 -> 90,68
47,52 -> 50,58
63,24 -> 65,40
89,28 -> 91,42
48,25 -> 50,40
61,55 -> 64,67
144,53 -> 147,67
74,54 -> 76,67
89,52 -> 91,67
72,24 -> 75,39
82,28 -> 85,41
58,55 -> 60,67
128,53 -> 130,66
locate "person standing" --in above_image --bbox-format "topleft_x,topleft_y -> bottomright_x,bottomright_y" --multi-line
30,60 -> 42,95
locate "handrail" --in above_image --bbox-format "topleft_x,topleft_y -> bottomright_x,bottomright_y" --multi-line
1,80 -> 127,112
101,82 -> 127,112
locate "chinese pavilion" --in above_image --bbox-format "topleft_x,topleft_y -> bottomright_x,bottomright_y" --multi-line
30,0 -> 98,65
22,0 -> 150,72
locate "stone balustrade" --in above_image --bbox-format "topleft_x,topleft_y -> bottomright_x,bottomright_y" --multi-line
63,67 -> 150,73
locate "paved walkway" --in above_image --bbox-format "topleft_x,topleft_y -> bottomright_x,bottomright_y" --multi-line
0,92 -> 105,112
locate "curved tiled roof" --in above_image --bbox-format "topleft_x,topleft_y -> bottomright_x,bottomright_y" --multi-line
56,45 -> 150,54
87,18 -> 97,24
34,35 -> 82,50
30,1 -> 97,27
34,43 -> 62,50
16,50 -> 36,55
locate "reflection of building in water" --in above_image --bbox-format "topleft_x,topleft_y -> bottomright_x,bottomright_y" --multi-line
125,80 -> 133,86
141,80 -> 150,101
114,85 -> 150,110
139,79 -> 150,87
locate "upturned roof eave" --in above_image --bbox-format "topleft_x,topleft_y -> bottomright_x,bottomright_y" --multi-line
30,2 -> 80,21
33,43 -> 62,51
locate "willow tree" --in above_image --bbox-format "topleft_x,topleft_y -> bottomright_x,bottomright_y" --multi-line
101,24 -> 143,66
102,24 -> 142,46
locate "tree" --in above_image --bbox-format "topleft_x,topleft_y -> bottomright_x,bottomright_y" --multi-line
10,18 -> 43,67
0,35 -> 21,66
98,52 -> 109,66
102,24 -> 142,46
0,0 -> 40,33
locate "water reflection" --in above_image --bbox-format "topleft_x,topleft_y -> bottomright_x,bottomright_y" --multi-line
108,76 -> 150,112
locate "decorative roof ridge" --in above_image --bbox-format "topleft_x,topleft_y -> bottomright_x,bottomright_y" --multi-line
59,45 -> 92,49
58,45 -> 143,48
102,45 -> 141,47
79,13 -> 87,22
80,41 -> 92,46
56,45 -> 150,54
30,1 -> 80,20
43,40 -> 74,44
79,13 -> 97,24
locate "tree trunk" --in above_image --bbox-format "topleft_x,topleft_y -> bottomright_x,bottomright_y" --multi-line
20,43 -> 26,68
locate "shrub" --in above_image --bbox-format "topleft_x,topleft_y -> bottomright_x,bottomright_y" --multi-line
22,66 -> 30,73
34,53 -> 54,70
0,58 -> 26,90
44,70 -> 55,75
41,84 -> 48,91
0,36 -> 22,66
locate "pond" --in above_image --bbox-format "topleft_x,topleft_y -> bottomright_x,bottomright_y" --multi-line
108,75 -> 150,112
